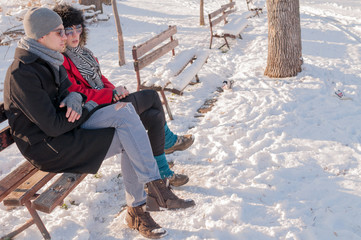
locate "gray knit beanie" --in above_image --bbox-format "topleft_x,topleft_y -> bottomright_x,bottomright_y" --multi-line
23,7 -> 63,40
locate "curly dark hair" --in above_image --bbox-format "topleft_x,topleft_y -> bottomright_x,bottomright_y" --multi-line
53,4 -> 88,46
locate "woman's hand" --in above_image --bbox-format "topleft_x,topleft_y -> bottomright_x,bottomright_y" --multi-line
113,86 -> 130,102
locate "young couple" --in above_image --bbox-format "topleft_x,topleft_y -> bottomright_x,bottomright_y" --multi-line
4,6 -> 195,239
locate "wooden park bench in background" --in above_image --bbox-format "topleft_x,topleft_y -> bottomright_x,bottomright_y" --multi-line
246,0 -> 264,17
208,2 -> 249,49
0,103 -> 87,239
132,25 -> 210,120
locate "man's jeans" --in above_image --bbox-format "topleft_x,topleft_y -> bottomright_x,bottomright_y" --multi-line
81,102 -> 160,207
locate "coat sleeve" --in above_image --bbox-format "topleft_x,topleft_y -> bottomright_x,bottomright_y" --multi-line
64,56 -> 115,105
9,67 -> 92,137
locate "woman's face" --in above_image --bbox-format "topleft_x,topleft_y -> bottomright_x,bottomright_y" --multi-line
65,24 -> 83,48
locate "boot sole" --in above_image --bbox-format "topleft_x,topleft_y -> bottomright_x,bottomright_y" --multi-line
128,226 -> 168,239
146,195 -> 196,212
169,176 -> 189,187
126,212 -> 168,239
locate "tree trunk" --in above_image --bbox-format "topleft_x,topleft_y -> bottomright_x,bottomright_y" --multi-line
79,0 -> 103,13
200,0 -> 205,26
111,0 -> 125,66
264,0 -> 302,78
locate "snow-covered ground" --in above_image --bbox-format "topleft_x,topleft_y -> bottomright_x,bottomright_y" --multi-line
1,0 -> 361,239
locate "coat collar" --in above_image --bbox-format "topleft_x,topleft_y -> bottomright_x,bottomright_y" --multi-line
14,47 -> 39,65
14,47 -> 70,88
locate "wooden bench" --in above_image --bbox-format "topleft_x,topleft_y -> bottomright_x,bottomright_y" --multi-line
0,102 -> 87,239
208,2 -> 249,49
132,25 -> 210,120
246,0 -> 264,17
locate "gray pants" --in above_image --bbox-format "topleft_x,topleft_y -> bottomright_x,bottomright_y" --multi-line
81,102 -> 160,207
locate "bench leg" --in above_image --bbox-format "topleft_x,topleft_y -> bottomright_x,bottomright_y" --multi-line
1,219 -> 35,240
159,90 -> 174,120
209,35 -> 213,49
224,37 -> 230,49
24,201 -> 51,240
195,74 -> 200,83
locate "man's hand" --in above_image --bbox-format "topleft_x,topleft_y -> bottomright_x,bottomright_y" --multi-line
59,92 -> 83,123
113,86 -> 129,102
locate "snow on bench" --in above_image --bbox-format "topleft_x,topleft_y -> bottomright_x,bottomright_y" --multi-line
216,15 -> 248,37
143,48 -> 210,91
132,26 -> 209,120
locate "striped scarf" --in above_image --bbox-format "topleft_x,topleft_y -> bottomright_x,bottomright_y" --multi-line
65,46 -> 104,90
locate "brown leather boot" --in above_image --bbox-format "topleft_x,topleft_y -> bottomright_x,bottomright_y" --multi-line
125,204 -> 167,239
146,179 -> 195,211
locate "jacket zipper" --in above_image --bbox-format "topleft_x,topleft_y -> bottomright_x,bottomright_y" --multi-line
44,139 -> 59,154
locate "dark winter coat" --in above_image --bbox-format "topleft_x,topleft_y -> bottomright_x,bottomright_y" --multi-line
3,48 -> 115,174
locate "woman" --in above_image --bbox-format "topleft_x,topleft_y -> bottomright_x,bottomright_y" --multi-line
54,4 -> 194,187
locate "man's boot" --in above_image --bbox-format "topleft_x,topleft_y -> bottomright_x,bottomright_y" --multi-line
146,179 -> 195,211
126,203 -> 167,239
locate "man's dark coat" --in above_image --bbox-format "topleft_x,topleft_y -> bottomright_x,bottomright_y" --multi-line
4,48 -> 115,173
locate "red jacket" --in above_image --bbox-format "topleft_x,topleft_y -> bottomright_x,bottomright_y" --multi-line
63,55 -> 115,104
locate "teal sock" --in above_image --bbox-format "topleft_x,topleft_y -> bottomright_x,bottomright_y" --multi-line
154,153 -> 174,179
164,123 -> 177,150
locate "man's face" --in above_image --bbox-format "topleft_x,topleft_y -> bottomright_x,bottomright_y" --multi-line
37,24 -> 67,52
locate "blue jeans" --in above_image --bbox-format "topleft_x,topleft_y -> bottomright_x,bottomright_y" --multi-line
81,102 -> 160,207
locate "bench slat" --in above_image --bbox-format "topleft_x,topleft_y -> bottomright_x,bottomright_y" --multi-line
137,39 -> 178,71
221,2 -> 235,9
134,26 -> 177,59
33,173 -> 87,213
211,14 -> 228,27
0,161 -> 38,202
209,7 -> 226,19
0,126 -> 14,152
3,171 -> 56,206
224,9 -> 236,17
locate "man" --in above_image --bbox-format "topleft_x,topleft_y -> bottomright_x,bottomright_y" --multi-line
4,7 -> 194,239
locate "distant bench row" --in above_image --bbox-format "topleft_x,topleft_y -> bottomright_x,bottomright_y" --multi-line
132,1 -> 264,119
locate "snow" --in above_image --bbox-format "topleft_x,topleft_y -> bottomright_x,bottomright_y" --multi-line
147,48 -> 210,90
216,14 -> 248,36
1,0 -> 361,239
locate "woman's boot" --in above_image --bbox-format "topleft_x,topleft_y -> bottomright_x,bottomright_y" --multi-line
126,203 -> 167,239
146,179 -> 195,211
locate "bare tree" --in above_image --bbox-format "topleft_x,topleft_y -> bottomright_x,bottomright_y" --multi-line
111,0 -> 125,66
264,0 -> 302,78
200,0 -> 205,26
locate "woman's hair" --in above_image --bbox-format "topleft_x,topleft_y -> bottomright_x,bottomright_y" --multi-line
53,4 -> 88,46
